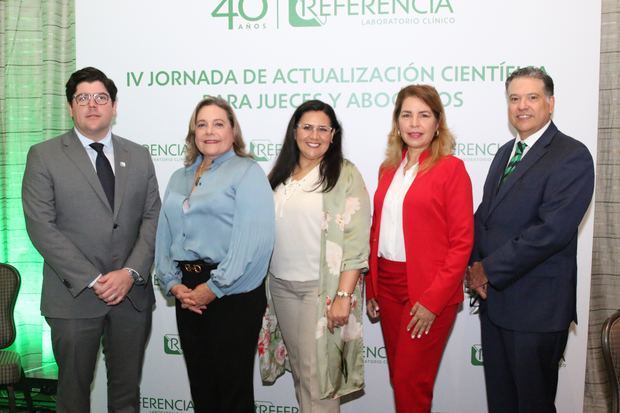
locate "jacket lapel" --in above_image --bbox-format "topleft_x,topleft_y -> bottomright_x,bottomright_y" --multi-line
62,131 -> 112,211
486,123 -> 557,218
482,142 -> 512,217
112,135 -> 129,219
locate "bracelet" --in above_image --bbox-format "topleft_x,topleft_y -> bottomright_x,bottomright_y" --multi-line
336,290 -> 352,298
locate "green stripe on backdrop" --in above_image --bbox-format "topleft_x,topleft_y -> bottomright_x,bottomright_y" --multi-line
0,0 -> 75,379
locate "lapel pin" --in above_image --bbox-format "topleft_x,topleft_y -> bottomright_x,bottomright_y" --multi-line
120,162 -> 126,167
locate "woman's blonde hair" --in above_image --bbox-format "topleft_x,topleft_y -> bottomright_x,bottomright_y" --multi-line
383,84 -> 455,173
184,96 -> 251,166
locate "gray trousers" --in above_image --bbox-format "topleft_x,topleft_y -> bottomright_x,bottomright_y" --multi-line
269,274 -> 339,413
47,299 -> 151,413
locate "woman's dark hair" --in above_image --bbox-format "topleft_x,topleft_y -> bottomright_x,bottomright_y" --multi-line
269,100 -> 343,192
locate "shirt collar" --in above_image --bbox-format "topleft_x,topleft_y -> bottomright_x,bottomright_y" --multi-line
212,149 -> 236,166
75,127 -> 113,148
189,149 -> 236,171
517,120 -> 551,148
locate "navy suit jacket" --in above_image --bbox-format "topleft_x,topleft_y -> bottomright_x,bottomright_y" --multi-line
471,122 -> 594,333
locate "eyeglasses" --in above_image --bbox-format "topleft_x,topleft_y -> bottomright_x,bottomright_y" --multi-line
296,123 -> 334,138
73,93 -> 111,106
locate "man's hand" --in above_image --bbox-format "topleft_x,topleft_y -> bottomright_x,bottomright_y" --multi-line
93,269 -> 134,305
466,261 -> 489,300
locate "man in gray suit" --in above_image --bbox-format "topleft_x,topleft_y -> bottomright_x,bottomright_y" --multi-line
22,67 -> 161,412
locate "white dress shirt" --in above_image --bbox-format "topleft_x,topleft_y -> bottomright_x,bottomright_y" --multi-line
75,127 -> 115,174
506,120 -> 551,161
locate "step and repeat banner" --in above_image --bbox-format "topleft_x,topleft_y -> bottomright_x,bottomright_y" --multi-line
75,1 -> 601,412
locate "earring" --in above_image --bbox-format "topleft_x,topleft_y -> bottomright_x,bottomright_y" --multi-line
397,130 -> 401,136
435,130 -> 439,137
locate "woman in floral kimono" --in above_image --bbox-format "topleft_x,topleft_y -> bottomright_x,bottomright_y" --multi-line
259,100 -> 371,413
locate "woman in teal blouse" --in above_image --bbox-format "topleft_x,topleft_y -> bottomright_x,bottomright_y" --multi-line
155,97 -> 274,413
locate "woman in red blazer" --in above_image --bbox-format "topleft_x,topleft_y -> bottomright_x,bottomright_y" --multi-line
366,85 -> 474,412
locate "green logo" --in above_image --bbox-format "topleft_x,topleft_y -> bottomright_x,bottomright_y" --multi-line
255,400 -> 299,413
250,140 -> 282,162
212,0 -> 268,30
363,345 -> 388,364
211,0 -> 455,30
140,395 -> 194,412
143,143 -> 186,162
454,142 -> 501,161
471,344 -> 483,366
289,0 -> 455,28
164,334 -> 183,355
289,0 -> 323,27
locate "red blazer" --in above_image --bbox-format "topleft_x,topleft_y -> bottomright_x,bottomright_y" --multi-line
367,151 -> 474,315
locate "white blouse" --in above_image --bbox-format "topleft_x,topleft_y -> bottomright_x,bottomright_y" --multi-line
270,165 -> 323,281
378,158 -> 418,262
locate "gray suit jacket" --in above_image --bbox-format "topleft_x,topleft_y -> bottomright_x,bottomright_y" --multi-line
22,130 -> 161,318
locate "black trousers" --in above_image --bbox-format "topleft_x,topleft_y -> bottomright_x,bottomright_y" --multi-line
480,311 -> 568,413
176,260 -> 266,413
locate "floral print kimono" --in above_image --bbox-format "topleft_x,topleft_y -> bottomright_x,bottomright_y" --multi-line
259,160 -> 371,399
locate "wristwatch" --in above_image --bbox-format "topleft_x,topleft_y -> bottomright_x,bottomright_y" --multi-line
125,268 -> 146,285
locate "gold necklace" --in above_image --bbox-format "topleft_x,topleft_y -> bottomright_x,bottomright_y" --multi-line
194,161 -> 210,186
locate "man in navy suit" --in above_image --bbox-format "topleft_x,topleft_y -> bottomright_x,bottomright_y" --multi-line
466,66 -> 594,413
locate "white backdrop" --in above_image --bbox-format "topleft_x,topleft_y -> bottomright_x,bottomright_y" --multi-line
75,1 -> 601,412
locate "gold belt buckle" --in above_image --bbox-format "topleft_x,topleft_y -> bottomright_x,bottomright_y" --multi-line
183,263 -> 203,273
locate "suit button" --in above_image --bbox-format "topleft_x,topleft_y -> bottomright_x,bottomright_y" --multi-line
484,225 -> 489,230
62,279 -> 71,288
113,224 -> 119,229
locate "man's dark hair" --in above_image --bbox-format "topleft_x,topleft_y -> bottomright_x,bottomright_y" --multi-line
505,66 -> 554,97
65,67 -> 118,103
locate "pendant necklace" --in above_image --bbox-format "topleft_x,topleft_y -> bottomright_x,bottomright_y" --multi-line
194,161 -> 209,186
